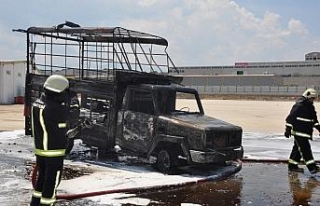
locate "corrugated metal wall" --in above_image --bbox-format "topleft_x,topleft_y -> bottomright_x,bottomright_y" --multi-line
181,75 -> 320,96
0,61 -> 26,104
189,85 -> 314,96
181,76 -> 320,87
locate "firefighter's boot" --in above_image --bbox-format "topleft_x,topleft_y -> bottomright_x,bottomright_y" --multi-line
288,164 -> 304,173
309,165 -> 320,174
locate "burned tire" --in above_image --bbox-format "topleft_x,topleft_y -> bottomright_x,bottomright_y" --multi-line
156,149 -> 173,174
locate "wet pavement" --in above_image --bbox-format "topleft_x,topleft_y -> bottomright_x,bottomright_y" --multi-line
124,162 -> 320,206
0,154 -> 30,206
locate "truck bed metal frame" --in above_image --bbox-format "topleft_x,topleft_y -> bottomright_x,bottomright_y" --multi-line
16,25 -> 178,79
15,24 -> 181,135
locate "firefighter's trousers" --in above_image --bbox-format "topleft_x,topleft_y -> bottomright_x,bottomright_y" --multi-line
289,136 -> 317,172
30,156 -> 64,206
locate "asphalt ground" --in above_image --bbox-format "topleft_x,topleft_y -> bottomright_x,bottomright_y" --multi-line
1,102 -> 320,205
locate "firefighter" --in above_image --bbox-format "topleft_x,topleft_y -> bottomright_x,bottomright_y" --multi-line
285,88 -> 320,174
30,74 -> 69,206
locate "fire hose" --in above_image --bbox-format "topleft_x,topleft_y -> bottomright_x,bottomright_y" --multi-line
242,158 -> 320,164
31,159 -> 242,200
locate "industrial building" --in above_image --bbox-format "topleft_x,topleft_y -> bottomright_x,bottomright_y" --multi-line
0,60 -> 27,104
170,52 -> 320,96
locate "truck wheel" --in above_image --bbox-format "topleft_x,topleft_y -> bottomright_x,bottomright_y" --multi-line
156,149 -> 172,174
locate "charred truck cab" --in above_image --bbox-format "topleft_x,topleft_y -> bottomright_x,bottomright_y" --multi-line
117,84 -> 243,172
16,22 -> 243,173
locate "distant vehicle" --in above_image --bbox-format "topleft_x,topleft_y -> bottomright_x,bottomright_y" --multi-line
16,22 -> 243,173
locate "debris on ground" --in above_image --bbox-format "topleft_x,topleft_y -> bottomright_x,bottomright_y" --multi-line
24,161 -> 93,181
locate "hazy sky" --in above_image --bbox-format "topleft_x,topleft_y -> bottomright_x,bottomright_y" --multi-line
1,0 -> 319,66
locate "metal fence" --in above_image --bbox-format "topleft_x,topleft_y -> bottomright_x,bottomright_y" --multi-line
188,85 -> 320,96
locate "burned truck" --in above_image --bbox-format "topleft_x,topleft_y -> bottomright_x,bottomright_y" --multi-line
16,22 -> 243,173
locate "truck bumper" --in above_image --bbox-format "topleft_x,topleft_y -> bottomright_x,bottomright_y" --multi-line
189,146 -> 244,163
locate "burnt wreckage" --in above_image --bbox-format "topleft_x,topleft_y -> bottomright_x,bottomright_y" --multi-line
16,22 -> 244,173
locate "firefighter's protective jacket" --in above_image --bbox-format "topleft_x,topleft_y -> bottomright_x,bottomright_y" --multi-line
31,94 -> 69,157
286,96 -> 320,139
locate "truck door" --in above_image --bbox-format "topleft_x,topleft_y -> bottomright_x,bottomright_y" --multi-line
120,89 -> 155,153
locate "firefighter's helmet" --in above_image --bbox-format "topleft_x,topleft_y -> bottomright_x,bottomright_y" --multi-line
43,75 -> 69,93
302,88 -> 318,99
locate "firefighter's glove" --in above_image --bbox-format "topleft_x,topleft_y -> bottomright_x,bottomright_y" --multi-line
66,127 -> 78,139
66,119 -> 92,139
284,126 -> 291,138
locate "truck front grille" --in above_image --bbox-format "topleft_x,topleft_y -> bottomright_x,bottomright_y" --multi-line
206,131 -> 242,149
